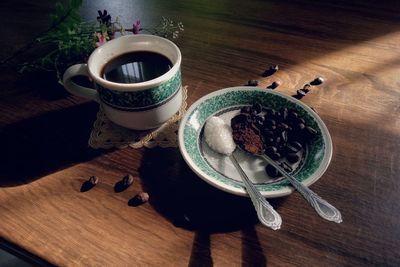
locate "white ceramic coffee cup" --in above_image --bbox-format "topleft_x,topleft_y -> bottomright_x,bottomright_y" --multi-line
63,34 -> 182,130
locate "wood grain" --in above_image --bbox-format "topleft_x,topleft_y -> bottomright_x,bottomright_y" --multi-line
1,0 -> 400,266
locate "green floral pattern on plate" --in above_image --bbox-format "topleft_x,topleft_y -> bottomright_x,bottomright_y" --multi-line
182,89 -> 326,192
97,70 -> 181,111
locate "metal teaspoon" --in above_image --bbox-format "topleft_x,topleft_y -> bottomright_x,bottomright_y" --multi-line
204,117 -> 282,230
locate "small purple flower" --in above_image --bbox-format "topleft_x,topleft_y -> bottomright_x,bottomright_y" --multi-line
132,20 -> 141,34
97,10 -> 111,26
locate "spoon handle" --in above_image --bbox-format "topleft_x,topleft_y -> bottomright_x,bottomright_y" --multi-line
229,154 -> 282,230
261,155 -> 342,223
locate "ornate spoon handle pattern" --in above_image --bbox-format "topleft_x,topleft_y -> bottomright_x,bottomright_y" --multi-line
261,155 -> 342,223
230,154 -> 282,230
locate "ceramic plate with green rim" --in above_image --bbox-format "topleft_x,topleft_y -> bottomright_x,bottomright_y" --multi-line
178,87 -> 332,198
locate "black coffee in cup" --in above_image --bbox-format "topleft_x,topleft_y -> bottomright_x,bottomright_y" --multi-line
63,34 -> 182,130
101,51 -> 172,84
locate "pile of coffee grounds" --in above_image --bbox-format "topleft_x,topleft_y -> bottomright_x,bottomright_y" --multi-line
231,113 -> 264,155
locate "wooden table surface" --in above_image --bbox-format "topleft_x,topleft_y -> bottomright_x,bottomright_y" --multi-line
1,0 -> 400,266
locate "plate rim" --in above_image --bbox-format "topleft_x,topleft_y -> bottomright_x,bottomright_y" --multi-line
178,86 -> 333,198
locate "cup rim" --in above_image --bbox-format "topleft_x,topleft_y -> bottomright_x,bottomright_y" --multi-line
87,34 -> 181,92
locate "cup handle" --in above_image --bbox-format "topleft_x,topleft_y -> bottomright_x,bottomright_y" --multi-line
63,64 -> 100,102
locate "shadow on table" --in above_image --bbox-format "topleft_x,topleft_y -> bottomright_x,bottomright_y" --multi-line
139,147 -> 286,266
0,102 -> 107,187
187,227 -> 267,267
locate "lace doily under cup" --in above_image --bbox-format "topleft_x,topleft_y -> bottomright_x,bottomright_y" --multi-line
88,86 -> 188,149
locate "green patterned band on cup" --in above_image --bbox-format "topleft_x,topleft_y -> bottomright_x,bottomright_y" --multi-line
97,70 -> 181,111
